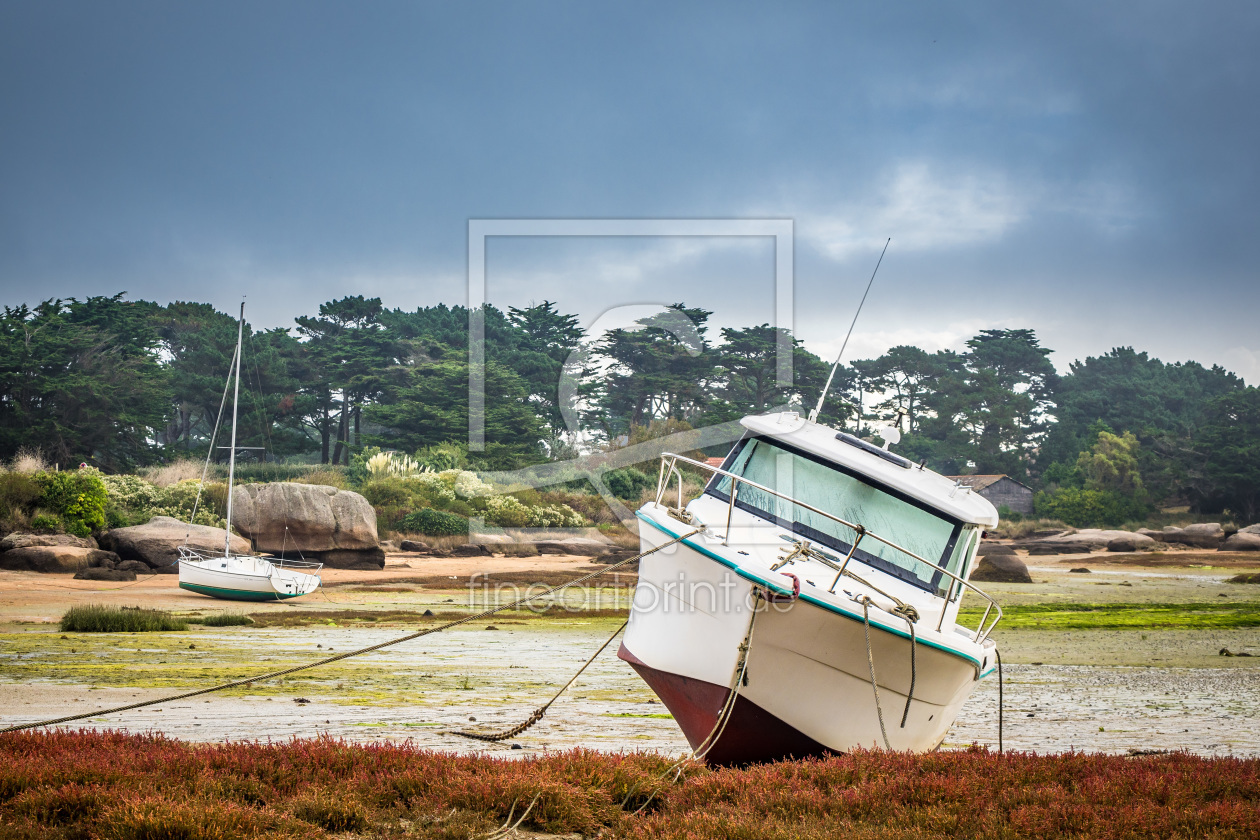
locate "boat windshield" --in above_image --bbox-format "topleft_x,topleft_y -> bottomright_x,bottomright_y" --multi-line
707,435 -> 966,592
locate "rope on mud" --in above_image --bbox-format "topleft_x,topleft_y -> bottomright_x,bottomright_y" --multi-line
449,619 -> 628,742
0,529 -> 701,735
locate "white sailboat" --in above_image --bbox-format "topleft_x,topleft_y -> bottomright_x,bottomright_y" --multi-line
619,411 -> 1003,764
178,302 -> 323,602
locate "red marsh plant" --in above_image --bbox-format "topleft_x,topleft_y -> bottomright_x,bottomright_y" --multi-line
1,731 -> 1257,839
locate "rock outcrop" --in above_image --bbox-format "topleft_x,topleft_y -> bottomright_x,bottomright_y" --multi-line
230,483 -> 383,569
533,537 -> 612,556
74,567 -> 136,581
1160,523 -> 1225,548
99,516 -> 251,573
1015,529 -> 1156,555
1021,541 -> 1094,555
969,554 -> 1033,583
0,532 -> 98,551
0,545 -> 120,573
1222,532 -> 1260,551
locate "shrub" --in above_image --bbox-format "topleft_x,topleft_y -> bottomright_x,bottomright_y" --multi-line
0,471 -> 43,511
449,470 -> 494,499
101,473 -> 165,527
541,489 -> 621,525
481,495 -> 532,527
604,467 -> 653,500
414,441 -> 470,472
60,605 -> 188,633
531,503 -> 586,528
346,446 -> 382,486
1034,487 -> 1150,528
35,469 -> 108,537
361,476 -> 412,509
154,480 -> 226,526
398,508 -> 468,536
996,504 -> 1024,523
29,512 -> 65,533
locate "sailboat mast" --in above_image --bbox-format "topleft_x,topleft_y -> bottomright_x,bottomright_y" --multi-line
223,301 -> 245,556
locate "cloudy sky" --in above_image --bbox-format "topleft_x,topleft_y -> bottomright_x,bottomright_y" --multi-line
2,2 -> 1257,380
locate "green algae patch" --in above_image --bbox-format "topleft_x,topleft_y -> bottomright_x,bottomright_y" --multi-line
960,601 -> 1260,630
242,605 -> 629,628
0,617 -> 633,708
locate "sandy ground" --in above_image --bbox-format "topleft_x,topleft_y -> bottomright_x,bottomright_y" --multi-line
2,547 -> 1259,758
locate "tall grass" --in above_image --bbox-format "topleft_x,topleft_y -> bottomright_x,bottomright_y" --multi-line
60,605 -> 188,633
232,463 -> 347,484
0,732 -> 1257,839
190,612 -> 254,627
142,458 -> 210,488
9,447 -> 49,474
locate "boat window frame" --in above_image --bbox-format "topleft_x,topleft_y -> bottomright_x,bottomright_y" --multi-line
704,433 -> 965,593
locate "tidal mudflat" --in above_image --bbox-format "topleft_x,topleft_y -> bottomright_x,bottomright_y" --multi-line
1,549 -> 1258,758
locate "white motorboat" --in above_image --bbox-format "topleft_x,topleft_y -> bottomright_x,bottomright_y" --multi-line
618,411 -> 1003,764
178,302 -> 322,602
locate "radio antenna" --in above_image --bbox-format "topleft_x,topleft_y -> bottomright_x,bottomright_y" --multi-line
808,237 -> 890,424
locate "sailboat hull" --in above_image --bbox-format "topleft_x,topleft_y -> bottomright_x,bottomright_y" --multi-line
178,581 -> 305,601
178,555 -> 321,602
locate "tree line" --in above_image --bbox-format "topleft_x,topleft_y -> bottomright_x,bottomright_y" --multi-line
1,294 -> 1255,520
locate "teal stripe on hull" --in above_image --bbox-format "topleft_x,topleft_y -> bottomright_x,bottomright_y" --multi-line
636,512 -> 990,674
179,581 -> 306,602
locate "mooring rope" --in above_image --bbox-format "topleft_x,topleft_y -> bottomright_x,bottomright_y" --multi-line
996,648 -> 1004,754
616,596 -> 761,817
900,613 -> 917,729
859,595 -> 891,750
449,619 -> 628,742
0,529 -> 700,734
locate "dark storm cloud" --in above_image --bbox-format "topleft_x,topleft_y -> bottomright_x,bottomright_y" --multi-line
0,1 -> 1257,377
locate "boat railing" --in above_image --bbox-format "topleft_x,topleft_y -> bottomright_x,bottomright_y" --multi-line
654,452 -> 1002,643
176,545 -> 323,573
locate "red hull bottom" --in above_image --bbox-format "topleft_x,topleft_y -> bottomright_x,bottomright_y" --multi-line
618,643 -> 834,766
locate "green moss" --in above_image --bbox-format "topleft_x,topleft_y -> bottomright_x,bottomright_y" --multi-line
960,601 -> 1260,630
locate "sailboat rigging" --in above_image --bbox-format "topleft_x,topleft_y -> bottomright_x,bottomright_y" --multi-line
177,302 -> 323,601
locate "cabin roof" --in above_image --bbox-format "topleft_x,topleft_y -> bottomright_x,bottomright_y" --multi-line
739,412 -> 1000,527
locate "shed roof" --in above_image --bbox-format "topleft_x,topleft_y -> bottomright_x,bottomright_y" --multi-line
945,474 -> 1033,492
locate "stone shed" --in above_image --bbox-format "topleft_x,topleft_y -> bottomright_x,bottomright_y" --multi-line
946,474 -> 1034,515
